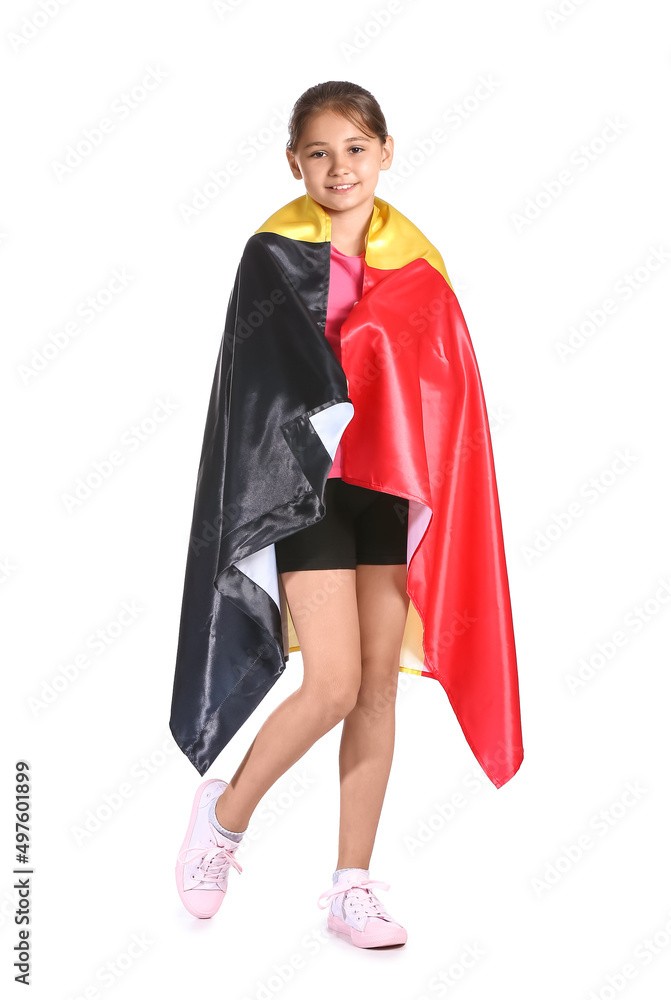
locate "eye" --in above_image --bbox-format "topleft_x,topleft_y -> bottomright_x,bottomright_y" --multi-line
309,146 -> 366,158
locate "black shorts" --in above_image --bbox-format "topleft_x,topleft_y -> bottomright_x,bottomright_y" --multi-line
275,477 -> 409,572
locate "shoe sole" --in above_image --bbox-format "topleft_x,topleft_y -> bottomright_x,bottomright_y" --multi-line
327,911 -> 408,948
175,777 -> 228,919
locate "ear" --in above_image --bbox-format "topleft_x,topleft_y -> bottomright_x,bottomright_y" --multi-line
286,148 -> 303,180
379,135 -> 394,171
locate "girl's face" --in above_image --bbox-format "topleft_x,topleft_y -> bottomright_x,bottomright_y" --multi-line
286,109 -> 393,215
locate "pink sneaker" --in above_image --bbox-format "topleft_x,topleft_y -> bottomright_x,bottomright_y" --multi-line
317,873 -> 408,948
175,778 -> 243,918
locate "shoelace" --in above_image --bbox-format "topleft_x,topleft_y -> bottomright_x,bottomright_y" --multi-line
177,833 -> 243,887
317,876 -> 392,920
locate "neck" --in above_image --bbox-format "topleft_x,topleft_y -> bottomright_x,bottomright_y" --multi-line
318,196 -> 375,257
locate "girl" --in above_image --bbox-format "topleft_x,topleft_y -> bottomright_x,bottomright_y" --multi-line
172,80 -> 522,949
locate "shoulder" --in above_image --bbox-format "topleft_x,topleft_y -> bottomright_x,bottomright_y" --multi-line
370,197 -> 451,288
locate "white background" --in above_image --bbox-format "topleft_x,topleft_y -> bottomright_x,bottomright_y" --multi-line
2,0 -> 671,997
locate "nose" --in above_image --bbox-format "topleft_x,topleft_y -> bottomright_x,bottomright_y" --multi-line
328,153 -> 351,176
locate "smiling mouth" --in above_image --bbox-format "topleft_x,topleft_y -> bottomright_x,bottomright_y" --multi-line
327,183 -> 357,190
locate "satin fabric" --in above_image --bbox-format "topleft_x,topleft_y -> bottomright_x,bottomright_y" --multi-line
338,255 -> 522,787
169,193 -> 523,789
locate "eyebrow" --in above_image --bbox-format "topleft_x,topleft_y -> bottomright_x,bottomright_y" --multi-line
302,136 -> 370,149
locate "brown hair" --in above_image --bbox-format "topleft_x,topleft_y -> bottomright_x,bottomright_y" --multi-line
286,80 -> 388,153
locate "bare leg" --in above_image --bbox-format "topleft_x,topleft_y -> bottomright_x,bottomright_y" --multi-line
215,567 -> 362,832
336,563 -> 409,869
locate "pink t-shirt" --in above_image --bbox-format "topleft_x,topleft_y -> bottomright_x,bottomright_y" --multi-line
325,243 -> 365,478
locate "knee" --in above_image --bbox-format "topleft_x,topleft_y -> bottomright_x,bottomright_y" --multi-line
330,683 -> 361,722
302,682 -> 360,728
355,669 -> 399,714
